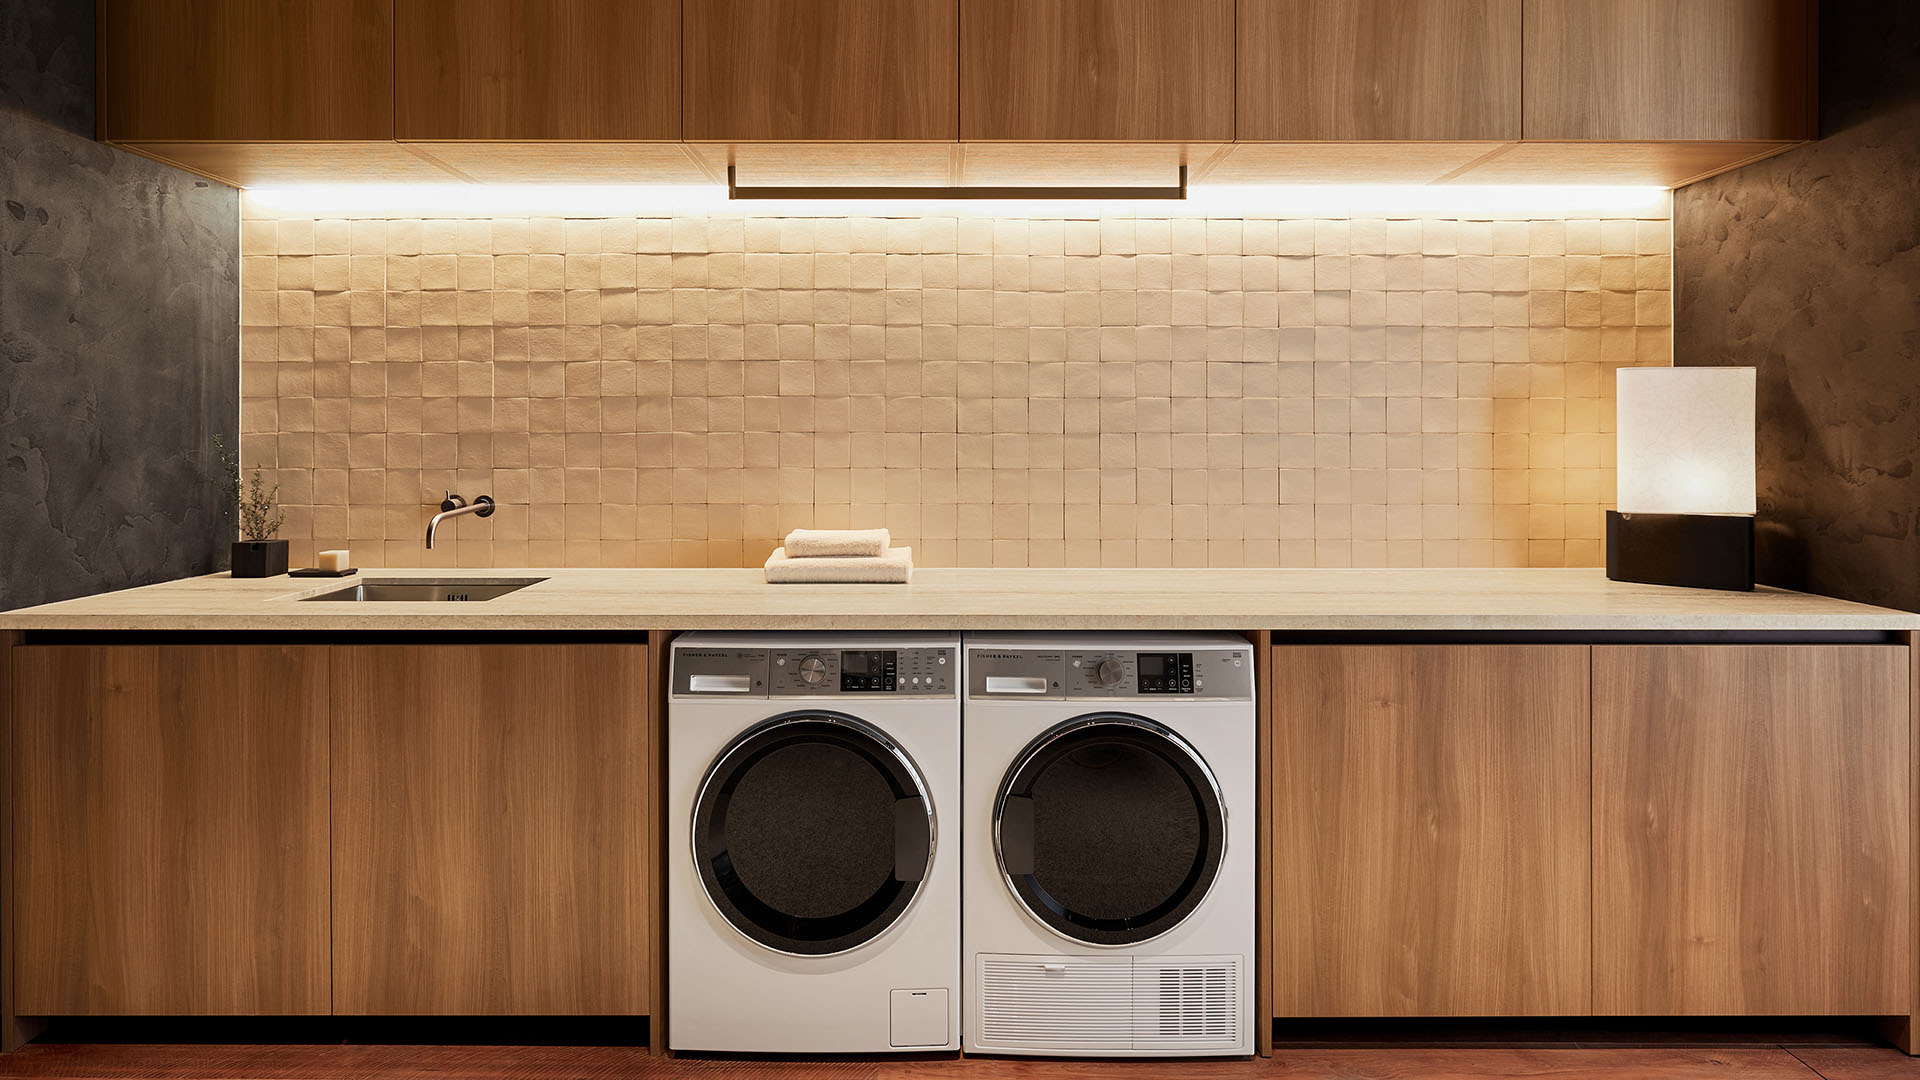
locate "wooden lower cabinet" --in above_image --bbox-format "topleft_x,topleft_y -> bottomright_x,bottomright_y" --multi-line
329,645 -> 651,1015
1592,645 -> 1911,1015
1269,645 -> 1592,1016
10,646 -> 332,1015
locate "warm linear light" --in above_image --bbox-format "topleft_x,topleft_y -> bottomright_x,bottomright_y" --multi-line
243,183 -> 1670,220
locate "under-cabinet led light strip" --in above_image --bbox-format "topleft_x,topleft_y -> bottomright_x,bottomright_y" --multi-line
242,183 -> 1670,220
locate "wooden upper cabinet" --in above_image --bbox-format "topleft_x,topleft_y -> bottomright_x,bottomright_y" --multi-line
1592,646 -> 1910,1015
960,0 -> 1233,141
684,0 -> 958,140
98,0 -> 394,141
1238,0 -> 1522,141
1269,646 -> 1592,1017
1524,0 -> 1815,140
11,646 -> 332,1015
331,645 -> 651,1015
394,0 -> 680,140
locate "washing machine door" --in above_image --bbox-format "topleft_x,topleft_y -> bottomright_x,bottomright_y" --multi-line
693,711 -> 935,956
994,713 -> 1226,947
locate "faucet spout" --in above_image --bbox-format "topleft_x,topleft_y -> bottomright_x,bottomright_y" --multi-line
425,493 -> 495,549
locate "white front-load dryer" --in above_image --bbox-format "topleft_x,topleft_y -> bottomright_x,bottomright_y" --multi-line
963,632 -> 1255,1057
668,632 -> 960,1053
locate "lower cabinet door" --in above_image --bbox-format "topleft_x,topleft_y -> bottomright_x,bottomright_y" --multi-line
12,645 -> 332,1015
1269,645 -> 1592,1016
1592,645 -> 1911,1015
330,644 -> 651,1014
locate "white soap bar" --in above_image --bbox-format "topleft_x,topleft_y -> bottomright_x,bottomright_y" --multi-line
317,549 -> 351,572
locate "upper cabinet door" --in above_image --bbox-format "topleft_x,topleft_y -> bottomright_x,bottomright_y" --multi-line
99,0 -> 394,141
960,0 -> 1234,141
395,0 -> 680,140
1237,0 -> 1522,141
684,0 -> 959,140
1524,0 -> 1815,140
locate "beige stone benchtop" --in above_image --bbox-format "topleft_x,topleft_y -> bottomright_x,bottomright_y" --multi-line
2,567 -> 1916,633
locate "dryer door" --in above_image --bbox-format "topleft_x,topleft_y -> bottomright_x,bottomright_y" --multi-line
994,714 -> 1226,947
693,711 -> 935,956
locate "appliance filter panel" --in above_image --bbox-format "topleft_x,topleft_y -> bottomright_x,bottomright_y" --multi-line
978,954 -> 1242,1052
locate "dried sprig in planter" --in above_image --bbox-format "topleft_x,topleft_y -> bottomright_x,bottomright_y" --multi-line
216,435 -> 288,576
215,434 -> 285,541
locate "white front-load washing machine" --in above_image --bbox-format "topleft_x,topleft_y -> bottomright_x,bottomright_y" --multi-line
668,632 -> 960,1053
963,632 -> 1255,1057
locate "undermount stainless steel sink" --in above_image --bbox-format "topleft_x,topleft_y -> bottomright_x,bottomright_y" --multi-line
300,578 -> 546,602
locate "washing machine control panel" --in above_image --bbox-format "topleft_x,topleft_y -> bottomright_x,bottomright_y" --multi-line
971,647 -> 1254,700
677,647 -> 955,697
768,647 -> 955,697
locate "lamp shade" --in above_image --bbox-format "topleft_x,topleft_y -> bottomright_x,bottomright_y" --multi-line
1615,366 -> 1756,516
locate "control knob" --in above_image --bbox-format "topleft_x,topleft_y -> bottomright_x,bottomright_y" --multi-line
798,655 -> 828,685
1096,658 -> 1125,688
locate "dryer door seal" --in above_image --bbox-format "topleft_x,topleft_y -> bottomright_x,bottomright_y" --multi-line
693,711 -> 936,956
994,713 -> 1226,947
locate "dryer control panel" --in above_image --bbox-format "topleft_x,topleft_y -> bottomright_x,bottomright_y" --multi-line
674,646 -> 956,698
969,646 -> 1253,701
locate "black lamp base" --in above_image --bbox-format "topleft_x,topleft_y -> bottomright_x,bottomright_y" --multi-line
1605,511 -> 1754,591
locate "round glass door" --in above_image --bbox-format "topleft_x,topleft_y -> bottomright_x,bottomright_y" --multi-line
693,711 -> 934,955
993,714 -> 1225,946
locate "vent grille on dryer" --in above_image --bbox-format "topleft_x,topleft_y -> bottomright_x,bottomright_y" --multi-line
979,957 -> 1132,1049
1135,957 -> 1239,1049
978,954 -> 1242,1052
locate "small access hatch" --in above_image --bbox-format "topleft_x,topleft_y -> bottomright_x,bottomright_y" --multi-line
890,988 -> 949,1048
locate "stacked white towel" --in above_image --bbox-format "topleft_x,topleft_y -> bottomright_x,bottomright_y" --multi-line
782,527 -> 891,558
765,529 -> 913,583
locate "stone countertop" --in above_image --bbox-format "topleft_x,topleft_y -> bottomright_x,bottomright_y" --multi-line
1,567 -> 1915,633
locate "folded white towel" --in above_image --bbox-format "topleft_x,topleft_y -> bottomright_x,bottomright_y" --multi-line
783,527 -> 891,559
765,546 -> 913,584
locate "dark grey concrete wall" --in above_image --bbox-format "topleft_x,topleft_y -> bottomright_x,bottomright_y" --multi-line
1674,0 -> 1920,612
0,0 -> 238,610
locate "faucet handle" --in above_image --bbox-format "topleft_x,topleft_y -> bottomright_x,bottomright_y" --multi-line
440,490 -> 467,513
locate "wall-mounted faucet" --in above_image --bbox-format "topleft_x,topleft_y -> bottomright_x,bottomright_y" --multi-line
425,492 -> 495,549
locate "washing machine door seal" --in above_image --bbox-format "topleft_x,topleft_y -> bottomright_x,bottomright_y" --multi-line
994,713 -> 1225,947
693,710 -> 935,956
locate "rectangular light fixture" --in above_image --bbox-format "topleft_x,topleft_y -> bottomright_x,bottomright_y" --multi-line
1607,366 -> 1757,591
726,165 -> 1188,202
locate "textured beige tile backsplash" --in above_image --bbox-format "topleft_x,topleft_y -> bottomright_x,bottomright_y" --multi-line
239,197 -> 1672,569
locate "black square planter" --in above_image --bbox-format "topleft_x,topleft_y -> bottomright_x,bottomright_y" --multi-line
231,540 -> 290,578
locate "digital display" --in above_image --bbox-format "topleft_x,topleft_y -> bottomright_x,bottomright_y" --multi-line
839,650 -> 898,691
1137,652 -> 1194,693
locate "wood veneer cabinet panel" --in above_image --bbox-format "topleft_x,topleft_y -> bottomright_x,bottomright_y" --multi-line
1523,0 -> 1814,140
1269,646 -> 1590,1017
1239,0 -> 1521,141
11,646 -> 331,1015
98,0 -> 394,141
1593,645 -> 1910,1015
959,0 -> 1234,141
331,645 -> 650,1015
395,0 -> 680,140
684,0 -> 959,140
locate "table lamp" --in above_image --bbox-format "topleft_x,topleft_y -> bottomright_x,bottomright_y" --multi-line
1606,366 -> 1756,591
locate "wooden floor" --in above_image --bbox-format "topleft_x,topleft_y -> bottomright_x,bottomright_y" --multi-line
0,1043 -> 1913,1080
